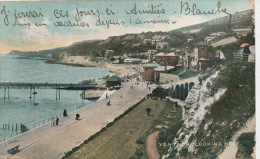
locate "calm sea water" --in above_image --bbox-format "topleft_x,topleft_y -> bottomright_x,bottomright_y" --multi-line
0,55 -> 109,142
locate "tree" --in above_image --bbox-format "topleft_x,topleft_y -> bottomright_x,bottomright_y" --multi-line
146,108 -> 152,116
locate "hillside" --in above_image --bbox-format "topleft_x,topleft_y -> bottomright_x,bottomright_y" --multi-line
8,9 -> 253,59
159,61 -> 255,158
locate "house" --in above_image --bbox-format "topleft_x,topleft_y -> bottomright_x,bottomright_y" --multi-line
123,58 -> 142,64
142,63 -> 160,81
105,50 -> 115,59
185,41 -> 220,71
233,45 -> 255,62
142,62 -> 175,83
154,52 -> 179,66
156,42 -> 170,50
154,66 -> 174,83
147,50 -> 157,62
233,28 -> 252,36
106,76 -> 121,87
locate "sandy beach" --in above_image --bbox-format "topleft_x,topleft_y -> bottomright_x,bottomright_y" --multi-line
59,55 -> 142,77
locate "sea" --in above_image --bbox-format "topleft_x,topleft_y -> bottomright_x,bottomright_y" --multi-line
0,55 -> 110,142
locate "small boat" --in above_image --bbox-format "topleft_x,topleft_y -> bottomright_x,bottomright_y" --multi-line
34,103 -> 39,105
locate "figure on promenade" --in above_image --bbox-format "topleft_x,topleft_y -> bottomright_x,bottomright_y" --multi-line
56,117 -> 59,126
146,108 -> 152,116
52,117 -> 55,126
106,93 -> 108,98
75,114 -> 80,120
63,109 -> 68,117
50,118 -> 54,126
106,100 -> 111,106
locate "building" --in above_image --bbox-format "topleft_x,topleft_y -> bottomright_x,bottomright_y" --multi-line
147,50 -> 157,62
185,41 -> 220,71
142,63 -> 160,81
106,76 -> 121,87
123,58 -> 142,64
105,50 -> 115,59
233,45 -> 255,62
154,66 -> 174,83
156,42 -> 170,50
154,52 -> 179,66
233,28 -> 252,36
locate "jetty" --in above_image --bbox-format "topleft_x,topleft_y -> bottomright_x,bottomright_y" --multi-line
0,82 -> 105,90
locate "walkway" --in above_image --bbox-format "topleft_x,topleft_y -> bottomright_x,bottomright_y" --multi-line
0,78 -> 152,159
146,131 -> 160,159
217,114 -> 256,159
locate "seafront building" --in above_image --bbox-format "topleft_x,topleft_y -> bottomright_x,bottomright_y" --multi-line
184,41 -> 220,71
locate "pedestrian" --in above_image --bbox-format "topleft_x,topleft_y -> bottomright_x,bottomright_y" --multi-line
63,109 -> 68,117
52,117 -> 55,126
56,117 -> 59,126
50,118 -> 54,126
106,93 -> 108,98
75,114 -> 80,120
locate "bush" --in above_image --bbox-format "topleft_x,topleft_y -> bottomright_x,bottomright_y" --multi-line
236,132 -> 255,158
136,139 -> 144,145
135,149 -> 144,157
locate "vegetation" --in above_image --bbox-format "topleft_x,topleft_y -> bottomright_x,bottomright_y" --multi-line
148,87 -> 168,99
236,132 -> 255,158
180,61 -> 255,159
65,99 -> 181,159
157,120 -> 184,155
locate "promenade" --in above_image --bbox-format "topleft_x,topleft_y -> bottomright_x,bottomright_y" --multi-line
0,78 -> 153,159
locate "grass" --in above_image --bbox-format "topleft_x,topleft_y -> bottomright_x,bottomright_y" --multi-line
65,99 -> 182,159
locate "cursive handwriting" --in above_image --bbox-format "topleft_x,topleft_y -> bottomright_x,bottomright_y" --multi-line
126,3 -> 165,15
132,17 -> 172,25
74,7 -> 100,22
13,8 -> 44,25
54,20 -> 89,27
180,1 -> 230,16
96,17 -> 124,29
1,6 -> 9,25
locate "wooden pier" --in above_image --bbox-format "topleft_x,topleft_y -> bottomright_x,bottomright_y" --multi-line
0,82 -> 105,90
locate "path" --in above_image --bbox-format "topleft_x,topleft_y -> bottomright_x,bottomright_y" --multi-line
0,77 -> 153,159
217,114 -> 256,159
146,131 -> 160,159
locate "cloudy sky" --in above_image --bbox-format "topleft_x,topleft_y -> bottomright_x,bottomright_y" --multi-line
0,0 -> 252,53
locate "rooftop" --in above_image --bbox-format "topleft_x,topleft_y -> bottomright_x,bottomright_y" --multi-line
106,76 -> 121,82
154,66 -> 174,71
142,63 -> 160,68
193,41 -> 208,46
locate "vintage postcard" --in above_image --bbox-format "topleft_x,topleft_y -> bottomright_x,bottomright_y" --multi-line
0,0 -> 256,159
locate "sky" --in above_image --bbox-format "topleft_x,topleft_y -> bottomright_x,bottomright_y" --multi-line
0,0 -> 253,53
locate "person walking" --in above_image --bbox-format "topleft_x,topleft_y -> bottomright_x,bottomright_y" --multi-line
56,117 -> 59,126
52,117 -> 55,126
63,109 -> 68,117
50,118 -> 54,126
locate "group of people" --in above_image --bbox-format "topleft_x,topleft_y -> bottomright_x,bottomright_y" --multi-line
50,109 -> 80,127
50,117 -> 59,126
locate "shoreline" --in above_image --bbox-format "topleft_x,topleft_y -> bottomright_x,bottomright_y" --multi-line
9,55 -> 141,78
